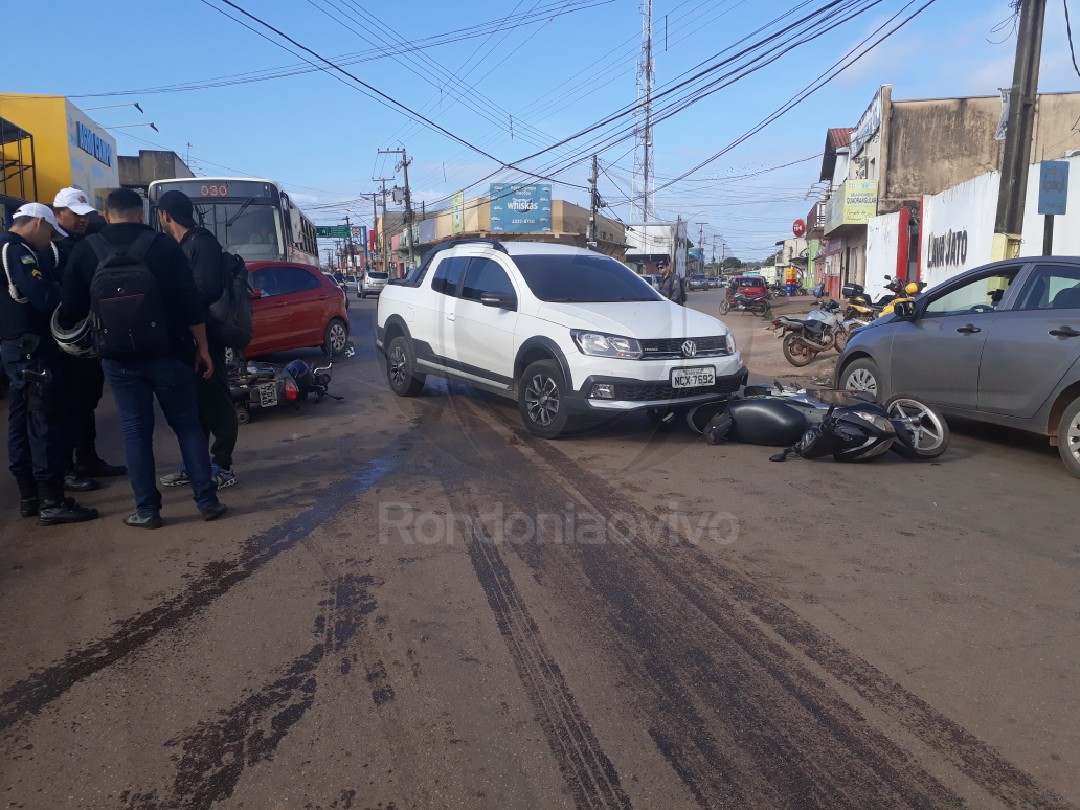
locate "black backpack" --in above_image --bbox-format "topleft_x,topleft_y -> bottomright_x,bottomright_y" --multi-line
88,232 -> 170,359
207,251 -> 254,350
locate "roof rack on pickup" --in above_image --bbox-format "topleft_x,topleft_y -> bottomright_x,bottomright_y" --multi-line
426,238 -> 508,255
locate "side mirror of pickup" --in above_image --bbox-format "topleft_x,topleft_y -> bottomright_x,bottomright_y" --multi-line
479,292 -> 518,311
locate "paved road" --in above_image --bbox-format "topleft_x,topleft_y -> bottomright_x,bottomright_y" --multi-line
1,297 -> 1077,809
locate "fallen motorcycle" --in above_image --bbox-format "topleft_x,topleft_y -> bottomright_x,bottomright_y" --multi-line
229,343 -> 354,424
689,383 -> 949,462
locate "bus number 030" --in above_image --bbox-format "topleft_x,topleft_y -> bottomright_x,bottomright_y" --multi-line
200,184 -> 228,197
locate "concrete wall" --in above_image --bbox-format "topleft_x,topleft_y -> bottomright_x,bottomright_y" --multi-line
866,211 -> 901,295
882,92 -> 1080,214
118,150 -> 193,190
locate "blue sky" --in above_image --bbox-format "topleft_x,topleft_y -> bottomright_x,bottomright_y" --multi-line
11,0 -> 1080,262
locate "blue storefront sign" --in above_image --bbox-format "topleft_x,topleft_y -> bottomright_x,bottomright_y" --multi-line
489,183 -> 552,233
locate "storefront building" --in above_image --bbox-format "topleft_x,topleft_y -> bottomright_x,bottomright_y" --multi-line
0,94 -> 119,211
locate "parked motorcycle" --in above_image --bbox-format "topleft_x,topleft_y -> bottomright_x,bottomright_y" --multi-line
769,299 -> 862,366
689,383 -> 949,462
719,289 -> 771,316
229,342 -> 353,424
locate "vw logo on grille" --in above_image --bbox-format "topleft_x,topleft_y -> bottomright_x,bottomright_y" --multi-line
680,340 -> 698,358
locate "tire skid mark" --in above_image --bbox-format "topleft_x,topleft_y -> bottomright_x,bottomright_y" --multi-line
121,571 -> 380,809
454,487 -> 632,810
0,455 -> 399,734
524,435 -> 1071,810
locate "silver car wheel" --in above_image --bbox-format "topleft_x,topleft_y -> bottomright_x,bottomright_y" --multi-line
525,373 -> 560,427
1067,412 -> 1080,464
846,368 -> 878,395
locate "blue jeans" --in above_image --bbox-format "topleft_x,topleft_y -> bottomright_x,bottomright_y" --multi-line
102,357 -> 219,516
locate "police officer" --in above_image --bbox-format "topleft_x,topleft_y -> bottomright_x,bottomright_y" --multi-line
50,187 -> 127,489
0,204 -> 98,524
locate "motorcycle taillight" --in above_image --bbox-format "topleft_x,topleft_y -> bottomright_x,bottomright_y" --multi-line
285,380 -> 300,402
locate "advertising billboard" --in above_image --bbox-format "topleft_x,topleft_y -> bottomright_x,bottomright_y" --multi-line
489,183 -> 552,233
825,179 -> 878,233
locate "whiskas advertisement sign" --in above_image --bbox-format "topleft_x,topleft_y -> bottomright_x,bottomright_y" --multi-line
489,183 -> 552,233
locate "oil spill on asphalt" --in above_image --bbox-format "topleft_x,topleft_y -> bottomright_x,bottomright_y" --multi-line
121,570 -> 379,809
0,453 -> 400,733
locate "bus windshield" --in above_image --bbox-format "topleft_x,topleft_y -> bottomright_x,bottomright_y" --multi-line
189,201 -> 285,263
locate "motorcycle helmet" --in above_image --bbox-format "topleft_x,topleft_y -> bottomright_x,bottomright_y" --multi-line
50,308 -> 97,358
904,282 -> 920,295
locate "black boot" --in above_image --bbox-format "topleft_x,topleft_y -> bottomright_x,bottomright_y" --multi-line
75,444 -> 127,478
38,480 -> 99,526
16,476 -> 38,518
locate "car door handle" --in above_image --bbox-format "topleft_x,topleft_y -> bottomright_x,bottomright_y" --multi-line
1049,326 -> 1080,337
446,313 -> 456,321
956,324 -> 981,334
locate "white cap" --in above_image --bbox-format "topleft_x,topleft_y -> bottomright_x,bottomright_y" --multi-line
13,203 -> 69,238
52,187 -> 96,216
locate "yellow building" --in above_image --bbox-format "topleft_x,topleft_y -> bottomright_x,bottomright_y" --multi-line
0,94 -> 119,210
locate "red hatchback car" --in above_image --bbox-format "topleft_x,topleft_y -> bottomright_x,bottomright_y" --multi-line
246,262 -> 351,357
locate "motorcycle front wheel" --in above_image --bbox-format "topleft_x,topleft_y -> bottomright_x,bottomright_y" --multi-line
886,394 -> 950,458
718,299 -> 730,315
782,333 -> 816,367
751,301 -> 769,317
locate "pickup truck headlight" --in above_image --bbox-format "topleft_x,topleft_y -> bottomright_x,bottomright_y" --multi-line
571,330 -> 643,360
725,332 -> 736,355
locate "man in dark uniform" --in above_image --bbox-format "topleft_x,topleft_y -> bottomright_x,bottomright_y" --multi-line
50,187 -> 127,490
156,190 -> 238,490
0,204 -> 99,524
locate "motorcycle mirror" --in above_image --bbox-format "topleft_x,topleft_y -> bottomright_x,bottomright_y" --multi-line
768,452 -> 789,462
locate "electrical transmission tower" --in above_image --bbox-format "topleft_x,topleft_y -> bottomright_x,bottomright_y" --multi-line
632,0 -> 654,227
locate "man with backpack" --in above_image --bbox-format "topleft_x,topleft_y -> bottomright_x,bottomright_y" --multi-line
58,188 -> 226,528
155,190 -> 240,491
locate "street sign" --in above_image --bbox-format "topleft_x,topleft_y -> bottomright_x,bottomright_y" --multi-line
1038,161 -> 1069,216
316,225 -> 351,239
792,219 -> 806,238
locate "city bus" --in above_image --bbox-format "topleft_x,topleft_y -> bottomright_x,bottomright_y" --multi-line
147,177 -> 319,266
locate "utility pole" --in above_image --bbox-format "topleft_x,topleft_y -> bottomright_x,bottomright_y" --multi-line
379,148 -> 414,273
343,214 -> 355,275
325,248 -> 334,271
993,0 -> 1048,260
373,177 -> 394,275
588,154 -> 599,249
696,222 -> 706,273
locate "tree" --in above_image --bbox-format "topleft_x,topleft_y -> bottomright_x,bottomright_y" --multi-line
722,256 -> 742,270
762,254 -> 776,267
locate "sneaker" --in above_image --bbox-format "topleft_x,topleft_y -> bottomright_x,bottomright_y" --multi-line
159,465 -> 189,487
200,502 -> 227,521
212,467 -> 237,489
124,511 -> 163,529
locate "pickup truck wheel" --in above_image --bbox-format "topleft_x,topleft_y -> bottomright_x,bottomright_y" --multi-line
518,360 -> 570,438
1057,396 -> 1080,477
386,336 -> 426,397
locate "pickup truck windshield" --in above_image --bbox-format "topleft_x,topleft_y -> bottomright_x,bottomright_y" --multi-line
514,254 -> 662,303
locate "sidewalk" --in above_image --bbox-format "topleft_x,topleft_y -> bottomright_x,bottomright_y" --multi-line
685,291 -> 840,387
